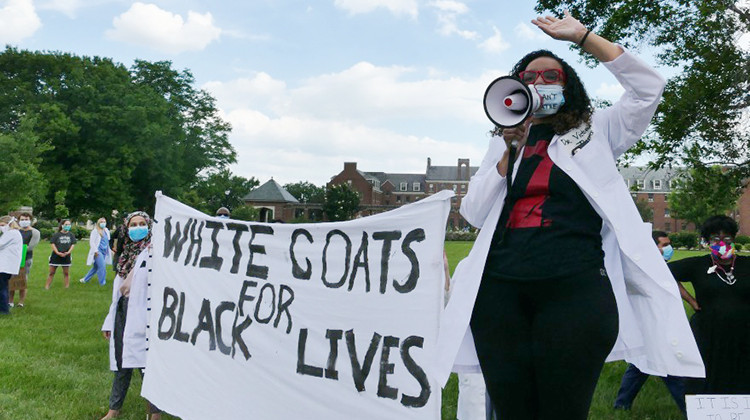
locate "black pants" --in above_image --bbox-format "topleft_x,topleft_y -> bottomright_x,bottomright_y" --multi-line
0,273 -> 10,314
109,296 -> 160,413
470,266 -> 619,420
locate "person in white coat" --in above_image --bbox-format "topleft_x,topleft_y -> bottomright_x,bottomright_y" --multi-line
80,217 -> 113,286
99,211 -> 161,420
435,11 -> 704,420
0,216 -> 23,315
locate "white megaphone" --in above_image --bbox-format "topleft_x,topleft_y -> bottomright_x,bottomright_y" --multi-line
483,75 -> 542,128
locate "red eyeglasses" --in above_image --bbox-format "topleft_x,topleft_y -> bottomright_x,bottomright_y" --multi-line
519,69 -> 566,84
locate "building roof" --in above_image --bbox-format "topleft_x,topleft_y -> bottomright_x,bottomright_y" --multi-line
244,179 -> 300,203
618,166 -> 685,193
364,172 -> 426,192
426,165 -> 479,181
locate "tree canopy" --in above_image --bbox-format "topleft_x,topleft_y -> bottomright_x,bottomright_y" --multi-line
179,169 -> 259,216
284,181 -> 325,204
0,116 -> 49,214
323,184 -> 360,221
669,165 -> 743,227
0,47 -> 235,217
535,1 -> 750,179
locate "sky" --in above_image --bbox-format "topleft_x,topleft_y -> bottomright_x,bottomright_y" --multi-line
3,0 -> 739,187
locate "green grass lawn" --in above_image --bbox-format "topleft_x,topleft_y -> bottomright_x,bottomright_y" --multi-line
0,241 -> 706,419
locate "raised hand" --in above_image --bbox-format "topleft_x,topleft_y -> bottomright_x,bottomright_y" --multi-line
531,10 -> 587,44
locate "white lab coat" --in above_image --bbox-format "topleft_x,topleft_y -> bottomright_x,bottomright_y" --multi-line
85,228 -> 113,266
102,248 -> 151,371
435,48 -> 705,385
0,230 -> 23,275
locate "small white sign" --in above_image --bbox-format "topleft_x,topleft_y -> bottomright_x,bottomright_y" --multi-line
686,395 -> 750,420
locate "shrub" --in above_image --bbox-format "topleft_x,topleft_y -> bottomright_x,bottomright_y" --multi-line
38,227 -> 56,240
34,219 -> 57,231
445,229 -> 477,241
735,235 -> 750,246
668,231 -> 700,249
71,225 -> 89,240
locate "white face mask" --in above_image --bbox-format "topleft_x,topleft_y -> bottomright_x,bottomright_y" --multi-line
532,85 -> 565,117
19,220 -> 31,228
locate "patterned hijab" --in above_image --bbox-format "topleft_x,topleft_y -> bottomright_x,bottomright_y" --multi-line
117,211 -> 152,279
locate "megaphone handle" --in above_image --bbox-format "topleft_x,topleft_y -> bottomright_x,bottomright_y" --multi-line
506,141 -> 518,188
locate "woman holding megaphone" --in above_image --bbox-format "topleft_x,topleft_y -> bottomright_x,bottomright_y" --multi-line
446,10 -> 705,419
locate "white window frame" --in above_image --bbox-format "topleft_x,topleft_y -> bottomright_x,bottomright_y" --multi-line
637,179 -> 645,189
413,182 -> 420,191
399,182 -> 407,191
653,179 -> 662,190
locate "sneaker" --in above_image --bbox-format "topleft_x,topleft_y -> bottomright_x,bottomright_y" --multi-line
79,278 -> 88,284
8,303 -> 13,308
18,303 -> 24,308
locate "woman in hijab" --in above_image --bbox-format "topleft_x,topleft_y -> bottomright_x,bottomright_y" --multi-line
100,211 -> 161,420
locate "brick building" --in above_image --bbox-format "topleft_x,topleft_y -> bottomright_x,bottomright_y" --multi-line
618,166 -> 750,235
328,158 -> 478,229
244,163 -> 750,235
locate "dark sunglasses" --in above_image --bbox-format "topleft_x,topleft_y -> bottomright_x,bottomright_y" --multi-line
519,68 -> 566,84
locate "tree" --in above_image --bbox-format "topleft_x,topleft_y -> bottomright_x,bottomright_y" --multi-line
284,181 -> 325,204
323,184 -> 361,221
54,190 -> 69,220
0,116 -> 49,214
128,60 -> 236,210
0,47 -> 236,216
535,1 -> 750,180
178,169 -> 259,215
669,165 -> 742,227
633,197 -> 654,223
231,205 -> 260,222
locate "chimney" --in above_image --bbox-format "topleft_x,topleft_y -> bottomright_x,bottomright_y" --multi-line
426,157 -> 432,171
458,158 -> 470,180
344,162 -> 357,173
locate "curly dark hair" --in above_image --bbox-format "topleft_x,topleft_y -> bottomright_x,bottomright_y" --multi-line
700,215 -> 738,241
505,50 -> 593,135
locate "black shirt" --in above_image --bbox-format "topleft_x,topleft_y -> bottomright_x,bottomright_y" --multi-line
484,124 -> 604,280
50,231 -> 77,254
20,229 -> 34,259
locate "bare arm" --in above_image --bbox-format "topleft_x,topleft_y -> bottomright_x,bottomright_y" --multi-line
678,282 -> 701,312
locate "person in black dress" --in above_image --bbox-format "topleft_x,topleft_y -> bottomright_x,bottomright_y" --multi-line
669,215 -> 750,394
45,219 -> 77,289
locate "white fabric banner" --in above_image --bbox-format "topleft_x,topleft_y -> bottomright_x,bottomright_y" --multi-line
142,191 -> 453,419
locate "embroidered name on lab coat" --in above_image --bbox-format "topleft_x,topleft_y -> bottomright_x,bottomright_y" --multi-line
557,123 -> 593,156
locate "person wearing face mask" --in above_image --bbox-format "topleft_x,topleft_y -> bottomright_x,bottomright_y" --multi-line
8,212 -> 39,308
442,10 -> 703,419
80,217 -> 113,286
100,211 -> 161,420
0,216 -> 24,315
668,216 -> 750,395
216,207 -> 231,219
613,231 -> 687,413
45,219 -> 77,289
